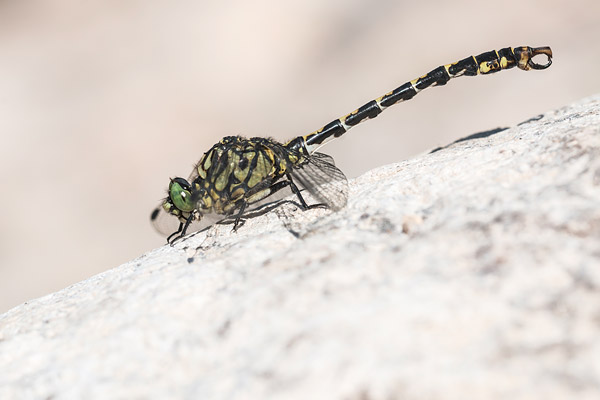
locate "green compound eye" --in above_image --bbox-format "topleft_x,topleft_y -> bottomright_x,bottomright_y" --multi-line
169,179 -> 195,213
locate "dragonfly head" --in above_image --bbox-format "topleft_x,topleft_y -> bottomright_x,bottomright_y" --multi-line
163,177 -> 195,217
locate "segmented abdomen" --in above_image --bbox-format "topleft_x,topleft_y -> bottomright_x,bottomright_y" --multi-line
298,46 -> 552,152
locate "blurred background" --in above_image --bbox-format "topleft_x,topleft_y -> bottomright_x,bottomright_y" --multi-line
0,0 -> 598,313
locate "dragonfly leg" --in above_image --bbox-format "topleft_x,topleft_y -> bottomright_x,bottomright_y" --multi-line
231,201 -> 248,231
282,175 -> 327,210
167,214 -> 194,245
166,222 -> 183,245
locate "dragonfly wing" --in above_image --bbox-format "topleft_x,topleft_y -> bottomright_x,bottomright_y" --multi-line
288,152 -> 348,211
150,202 -> 224,238
150,203 -> 181,236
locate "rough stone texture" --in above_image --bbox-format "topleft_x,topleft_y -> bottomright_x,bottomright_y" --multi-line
1,96 -> 599,400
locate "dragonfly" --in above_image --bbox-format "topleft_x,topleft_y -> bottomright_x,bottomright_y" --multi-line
151,45 -> 553,244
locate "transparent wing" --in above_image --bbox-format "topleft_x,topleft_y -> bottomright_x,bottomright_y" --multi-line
150,202 -> 224,238
187,148 -> 213,183
150,202 -> 180,236
288,152 -> 348,210
187,162 -> 201,183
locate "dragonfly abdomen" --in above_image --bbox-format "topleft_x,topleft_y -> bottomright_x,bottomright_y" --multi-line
301,46 -> 552,152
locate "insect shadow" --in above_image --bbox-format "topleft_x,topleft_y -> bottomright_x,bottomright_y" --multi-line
429,126 -> 509,154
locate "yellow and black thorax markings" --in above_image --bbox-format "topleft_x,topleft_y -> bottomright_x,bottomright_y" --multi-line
191,136 -> 297,213
300,46 -> 551,152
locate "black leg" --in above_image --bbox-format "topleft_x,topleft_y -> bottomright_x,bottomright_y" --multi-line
167,214 -> 193,245
218,178 -> 328,232
232,201 -> 247,231
166,222 -> 183,245
285,174 -> 327,210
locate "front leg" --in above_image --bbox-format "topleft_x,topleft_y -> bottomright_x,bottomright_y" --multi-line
167,214 -> 194,245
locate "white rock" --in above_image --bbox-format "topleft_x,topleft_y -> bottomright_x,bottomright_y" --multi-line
1,96 -> 599,400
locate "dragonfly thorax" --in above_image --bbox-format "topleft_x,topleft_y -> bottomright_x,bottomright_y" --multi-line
162,136 -> 304,220
190,136 -> 296,213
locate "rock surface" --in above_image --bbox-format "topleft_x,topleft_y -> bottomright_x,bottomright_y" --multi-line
1,96 -> 599,400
